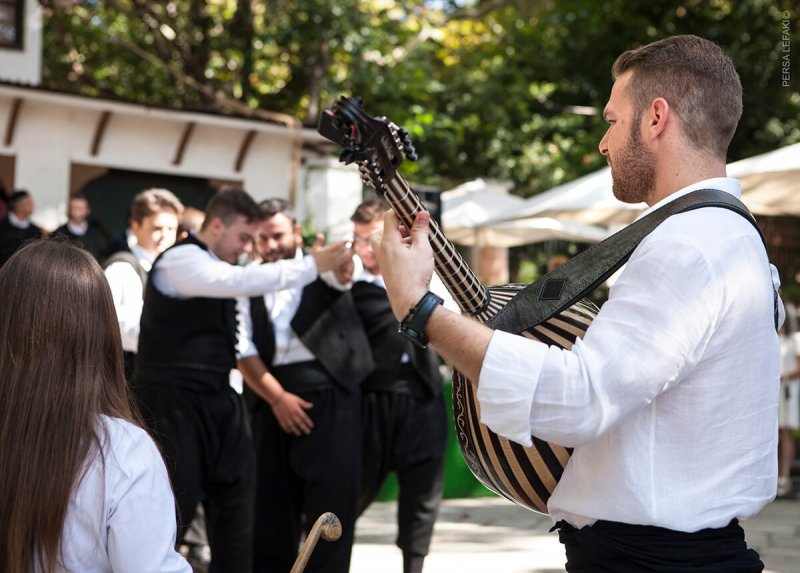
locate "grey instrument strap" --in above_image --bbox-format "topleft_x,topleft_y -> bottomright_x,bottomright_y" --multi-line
487,189 -> 776,333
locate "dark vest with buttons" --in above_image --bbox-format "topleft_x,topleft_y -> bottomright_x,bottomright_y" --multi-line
351,280 -> 441,396
248,277 -> 374,393
135,234 -> 238,391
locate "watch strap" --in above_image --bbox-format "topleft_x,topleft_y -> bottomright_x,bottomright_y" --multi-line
398,291 -> 444,348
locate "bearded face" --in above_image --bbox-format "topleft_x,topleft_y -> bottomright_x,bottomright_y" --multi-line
257,213 -> 301,263
609,115 -> 657,205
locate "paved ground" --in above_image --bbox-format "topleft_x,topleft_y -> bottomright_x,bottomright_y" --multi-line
350,495 -> 800,573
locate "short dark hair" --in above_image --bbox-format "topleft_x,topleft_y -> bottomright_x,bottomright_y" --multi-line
130,188 -> 184,224
8,190 -> 30,208
202,187 -> 261,230
611,35 -> 742,160
258,198 -> 296,224
351,198 -> 389,224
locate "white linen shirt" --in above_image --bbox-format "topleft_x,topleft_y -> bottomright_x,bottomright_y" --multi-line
55,416 -> 190,573
237,250 -> 353,366
151,241 -> 318,300
477,178 -> 781,532
104,245 -> 154,353
237,250 -> 315,365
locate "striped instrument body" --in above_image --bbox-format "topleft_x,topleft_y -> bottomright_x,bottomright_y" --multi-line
318,96 -> 597,514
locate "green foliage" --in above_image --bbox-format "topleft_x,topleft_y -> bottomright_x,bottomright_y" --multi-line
41,0 -> 800,195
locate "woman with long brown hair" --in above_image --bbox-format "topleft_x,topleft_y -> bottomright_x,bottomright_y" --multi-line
0,240 -> 190,572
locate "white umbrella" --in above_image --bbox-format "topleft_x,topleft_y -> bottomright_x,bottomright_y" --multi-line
446,217 -> 611,247
441,178 -> 609,246
441,178 -> 521,228
485,167 -> 645,227
728,142 -> 800,216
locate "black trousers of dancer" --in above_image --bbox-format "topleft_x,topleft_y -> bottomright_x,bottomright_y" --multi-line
135,379 -> 256,573
249,361 -> 361,573
554,518 -> 764,572
358,385 -> 448,558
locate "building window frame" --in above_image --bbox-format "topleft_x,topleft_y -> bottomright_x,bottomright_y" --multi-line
0,0 -> 24,51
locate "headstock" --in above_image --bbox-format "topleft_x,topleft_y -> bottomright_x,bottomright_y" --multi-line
317,96 -> 417,191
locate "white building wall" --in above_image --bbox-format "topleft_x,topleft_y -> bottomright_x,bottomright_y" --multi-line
0,0 -> 42,85
299,158 -> 363,240
0,87 -> 362,234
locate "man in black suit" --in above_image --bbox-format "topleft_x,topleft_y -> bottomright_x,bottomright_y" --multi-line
0,190 -> 42,267
237,198 -> 373,573
51,192 -> 111,261
350,198 -> 449,573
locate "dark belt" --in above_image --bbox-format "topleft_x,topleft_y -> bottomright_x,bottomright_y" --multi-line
270,360 -> 336,394
551,518 -> 764,572
361,362 -> 430,397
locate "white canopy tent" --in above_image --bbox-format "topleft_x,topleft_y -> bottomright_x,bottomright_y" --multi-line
483,167 -> 645,228
445,216 -> 611,247
441,178 -> 610,247
728,142 -> 800,216
482,141 -> 800,229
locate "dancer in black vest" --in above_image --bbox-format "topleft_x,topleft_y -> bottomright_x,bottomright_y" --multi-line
135,188 -> 350,573
350,199 -> 449,573
237,198 -> 373,573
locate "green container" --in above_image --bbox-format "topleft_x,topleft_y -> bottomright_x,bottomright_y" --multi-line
376,379 -> 496,501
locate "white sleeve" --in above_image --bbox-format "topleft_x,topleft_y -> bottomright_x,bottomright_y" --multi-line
154,244 -> 318,299
477,234 -> 719,447
104,262 -> 144,353
106,426 -> 191,573
236,295 -> 259,360
319,254 -> 362,291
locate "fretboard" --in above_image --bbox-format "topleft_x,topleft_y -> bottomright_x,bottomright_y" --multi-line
382,175 -> 490,316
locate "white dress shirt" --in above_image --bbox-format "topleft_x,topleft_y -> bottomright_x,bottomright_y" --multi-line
8,211 -> 30,229
237,250 -> 350,366
151,242 -> 318,300
104,245 -> 154,353
478,178 -> 782,532
54,416 -> 190,573
67,220 -> 89,236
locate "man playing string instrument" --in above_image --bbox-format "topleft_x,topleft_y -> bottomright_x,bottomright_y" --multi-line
372,35 -> 782,571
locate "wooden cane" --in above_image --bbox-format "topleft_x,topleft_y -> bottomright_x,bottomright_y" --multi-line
289,512 -> 342,573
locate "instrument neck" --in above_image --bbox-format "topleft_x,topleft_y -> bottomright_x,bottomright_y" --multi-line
382,176 -> 490,315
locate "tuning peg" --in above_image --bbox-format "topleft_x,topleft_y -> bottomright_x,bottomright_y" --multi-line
396,128 -> 418,162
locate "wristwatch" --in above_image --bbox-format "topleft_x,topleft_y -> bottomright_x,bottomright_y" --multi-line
398,291 -> 444,348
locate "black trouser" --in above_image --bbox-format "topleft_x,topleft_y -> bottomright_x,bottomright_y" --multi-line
136,380 -> 255,573
358,390 -> 448,555
554,518 -> 764,572
249,362 -> 361,573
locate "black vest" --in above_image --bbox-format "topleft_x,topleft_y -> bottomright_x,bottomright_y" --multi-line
248,277 -> 374,392
136,234 -> 237,390
351,280 -> 441,396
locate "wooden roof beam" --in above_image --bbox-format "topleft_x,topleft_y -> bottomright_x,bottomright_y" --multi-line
172,121 -> 196,165
90,110 -> 112,156
4,97 -> 23,147
235,129 -> 257,172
